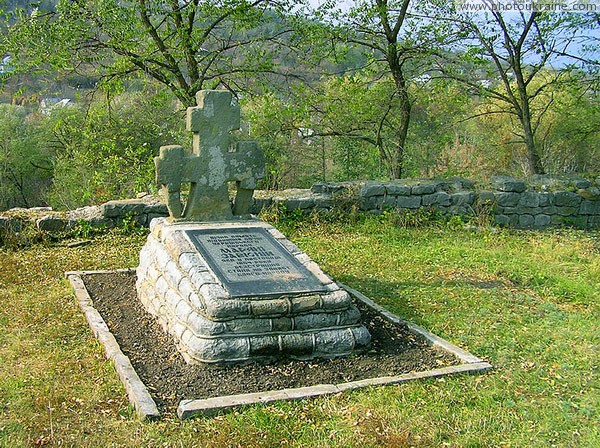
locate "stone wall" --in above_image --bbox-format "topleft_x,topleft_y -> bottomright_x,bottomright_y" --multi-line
1,176 -> 599,241
252,176 -> 600,230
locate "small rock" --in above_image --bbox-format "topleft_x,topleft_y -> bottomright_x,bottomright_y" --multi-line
36,215 -> 66,232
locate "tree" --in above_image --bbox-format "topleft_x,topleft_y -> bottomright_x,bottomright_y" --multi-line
435,6 -> 598,175
313,0 -> 444,179
300,74 -> 398,180
48,89 -> 187,209
0,104 -> 54,210
2,0 -> 302,107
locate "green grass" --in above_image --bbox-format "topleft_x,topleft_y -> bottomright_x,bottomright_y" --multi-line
0,219 -> 598,447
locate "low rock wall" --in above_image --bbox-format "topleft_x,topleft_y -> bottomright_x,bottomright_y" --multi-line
1,176 -> 599,240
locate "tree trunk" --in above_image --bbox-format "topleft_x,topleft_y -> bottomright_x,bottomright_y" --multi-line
517,77 -> 544,175
390,64 -> 411,180
521,116 -> 544,176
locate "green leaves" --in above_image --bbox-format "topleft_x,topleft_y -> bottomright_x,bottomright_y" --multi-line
2,0 -> 307,106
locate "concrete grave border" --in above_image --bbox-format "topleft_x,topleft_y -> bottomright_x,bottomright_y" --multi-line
66,269 -> 160,421
66,270 -> 492,420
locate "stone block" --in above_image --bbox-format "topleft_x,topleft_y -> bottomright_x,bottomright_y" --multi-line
518,215 -> 535,228
250,298 -> 290,317
164,231 -> 195,256
491,176 -> 526,193
175,300 -> 193,322
199,283 -> 227,300
249,335 -> 279,356
588,216 -> 600,227
360,182 -> 386,198
518,192 -> 540,208
435,191 -> 452,206
494,214 -> 510,226
68,205 -> 103,221
0,216 -> 19,233
35,215 -> 66,232
396,196 -> 421,209
575,178 -> 591,189
188,292 -> 204,311
534,214 -> 552,228
311,182 -> 347,195
153,244 -> 171,271
514,206 -> 542,215
313,196 -> 334,209
164,260 -> 184,289
178,253 -> 199,272
322,290 -> 351,310
477,191 -> 496,204
351,326 -> 372,347
338,307 -> 361,325
284,197 -> 315,210
294,313 -> 338,331
203,296 -> 250,320
556,206 -> 577,216
250,197 -> 272,214
445,177 -> 475,190
495,192 -> 521,207
580,200 -> 600,215
411,183 -> 435,195
385,183 -> 411,196
569,216 -> 589,229
147,213 -> 168,224
143,200 -> 168,215
361,195 -> 384,211
538,192 -> 554,207
280,333 -> 314,357
451,191 -> 476,206
271,317 -> 293,332
577,187 -> 600,201
554,191 -> 582,207
165,288 -> 182,310
315,329 -> 354,357
178,277 -> 195,303
155,276 -> 169,299
382,195 -> 398,208
186,335 -> 250,363
101,199 -> 147,218
290,295 -> 322,313
189,268 -> 216,289
226,317 -> 272,334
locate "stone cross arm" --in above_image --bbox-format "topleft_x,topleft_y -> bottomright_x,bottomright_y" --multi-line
155,145 -> 206,219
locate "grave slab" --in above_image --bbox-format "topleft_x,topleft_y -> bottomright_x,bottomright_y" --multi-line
136,218 -> 371,364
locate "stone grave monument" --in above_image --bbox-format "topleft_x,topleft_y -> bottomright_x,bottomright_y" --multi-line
136,90 -> 371,364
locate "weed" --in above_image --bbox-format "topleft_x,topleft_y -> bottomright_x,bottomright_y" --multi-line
384,206 -> 444,228
117,212 -> 147,236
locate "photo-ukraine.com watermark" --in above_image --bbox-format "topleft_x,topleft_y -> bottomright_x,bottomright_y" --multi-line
455,0 -> 599,12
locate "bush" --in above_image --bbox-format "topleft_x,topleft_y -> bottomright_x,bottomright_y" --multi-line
47,89 -> 186,209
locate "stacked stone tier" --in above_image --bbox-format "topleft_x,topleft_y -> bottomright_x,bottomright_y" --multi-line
136,218 -> 371,364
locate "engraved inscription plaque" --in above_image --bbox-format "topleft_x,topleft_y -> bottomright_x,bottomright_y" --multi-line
185,228 -> 327,297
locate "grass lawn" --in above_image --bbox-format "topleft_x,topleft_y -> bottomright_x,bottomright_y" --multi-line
0,216 -> 598,447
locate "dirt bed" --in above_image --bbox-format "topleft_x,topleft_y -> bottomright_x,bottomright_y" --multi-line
81,271 -> 458,414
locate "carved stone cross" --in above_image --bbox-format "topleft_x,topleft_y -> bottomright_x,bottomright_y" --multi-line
155,90 -> 264,221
